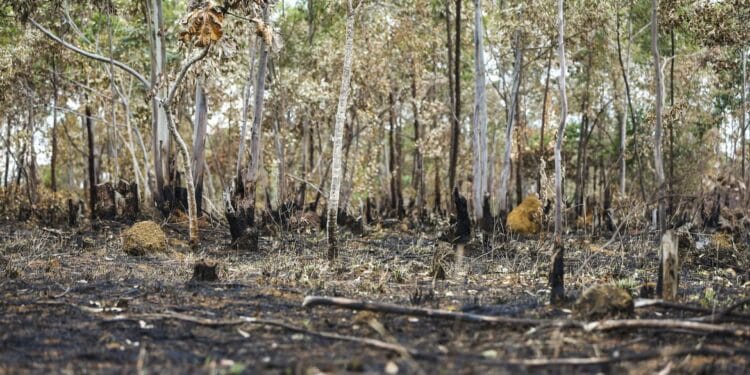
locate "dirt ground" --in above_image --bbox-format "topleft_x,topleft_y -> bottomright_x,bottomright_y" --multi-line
1,220 -> 750,374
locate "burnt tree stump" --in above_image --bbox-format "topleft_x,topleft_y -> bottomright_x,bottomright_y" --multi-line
116,181 -> 139,221
191,260 -> 219,282
94,182 -> 116,220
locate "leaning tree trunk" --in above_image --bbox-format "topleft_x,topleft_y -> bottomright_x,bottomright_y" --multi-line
651,0 -> 667,295
471,0 -> 488,223
328,0 -> 358,261
160,47 -> 210,246
192,78 -> 208,217
551,0 -> 568,305
498,29 -> 523,216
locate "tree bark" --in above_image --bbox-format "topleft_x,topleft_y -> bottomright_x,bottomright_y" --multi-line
85,106 -> 97,219
411,65 -> 425,219
447,0 -> 461,194
192,78 -> 208,217
652,0 -> 667,294
498,29 -> 523,215
615,7 -> 646,201
471,0 -> 488,222
742,48 -> 747,180
574,48 -> 592,217
537,47 -> 553,195
50,58 -> 58,192
651,0 -> 666,233
551,0 -> 568,305
327,0 -> 358,260
148,0 -> 169,207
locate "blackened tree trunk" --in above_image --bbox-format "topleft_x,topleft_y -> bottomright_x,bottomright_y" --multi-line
447,0 -> 461,194
551,0 -> 568,305
85,106 -> 97,219
3,117 -> 9,187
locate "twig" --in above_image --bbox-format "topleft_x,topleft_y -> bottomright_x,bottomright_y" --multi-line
302,296 -> 568,327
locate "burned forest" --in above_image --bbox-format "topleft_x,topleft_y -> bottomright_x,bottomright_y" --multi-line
2,0 -> 750,373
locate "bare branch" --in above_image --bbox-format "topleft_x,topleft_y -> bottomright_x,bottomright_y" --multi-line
29,18 -> 151,90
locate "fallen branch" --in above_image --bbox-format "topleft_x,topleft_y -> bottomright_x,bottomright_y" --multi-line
103,311 -> 421,358
636,298 -> 750,322
302,296 -> 567,327
585,319 -> 750,338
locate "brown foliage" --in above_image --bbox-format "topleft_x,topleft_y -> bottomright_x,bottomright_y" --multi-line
507,195 -> 542,234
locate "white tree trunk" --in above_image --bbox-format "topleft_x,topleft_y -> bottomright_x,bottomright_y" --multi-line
651,0 -> 666,232
149,0 -> 169,202
328,1 -> 358,260
471,0 -> 488,221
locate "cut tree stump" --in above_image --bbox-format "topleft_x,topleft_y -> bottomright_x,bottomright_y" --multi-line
661,229 -> 679,300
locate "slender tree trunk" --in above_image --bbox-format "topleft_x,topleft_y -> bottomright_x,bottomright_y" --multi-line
472,0 -> 488,222
388,91 -> 399,215
328,0 -> 358,260
50,58 -> 58,192
615,7 -> 646,201
742,48 -> 747,180
652,0 -> 667,296
273,101 -> 287,207
4,117 -> 10,187
148,0 -> 169,206
498,29 -> 523,215
161,47 -> 210,246
574,49 -> 592,217
307,0 -> 315,44
237,36 -> 258,180
85,106 -> 97,219
551,0 -> 568,305
447,0 -> 461,193
668,29 -> 675,214
411,66 -> 425,219
107,10 -> 119,184
515,99 -> 524,206
192,78 -> 208,216
537,47 -> 552,195
651,0 -> 666,233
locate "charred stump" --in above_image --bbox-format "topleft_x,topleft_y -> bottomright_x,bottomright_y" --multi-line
116,181 -> 139,221
225,177 -> 259,252
94,182 -> 116,220
453,187 -> 471,244
191,260 -> 219,282
480,193 -> 494,249
550,241 -> 566,305
67,199 -> 82,227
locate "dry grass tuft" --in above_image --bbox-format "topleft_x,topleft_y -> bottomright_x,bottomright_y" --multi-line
122,221 -> 168,256
507,195 -> 542,234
